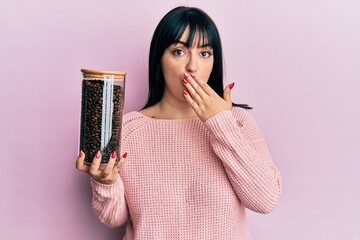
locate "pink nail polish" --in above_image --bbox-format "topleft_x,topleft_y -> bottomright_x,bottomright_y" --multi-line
96,151 -> 101,158
182,78 -> 188,84
184,72 -> 189,78
183,90 -> 188,95
229,82 -> 235,89
190,73 -> 196,78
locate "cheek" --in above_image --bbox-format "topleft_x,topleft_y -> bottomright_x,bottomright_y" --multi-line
209,58 -> 214,71
208,62 -> 214,75
161,60 -> 182,88
161,57 -> 173,75
203,60 -> 214,82
161,59 -> 182,80
161,64 -> 173,83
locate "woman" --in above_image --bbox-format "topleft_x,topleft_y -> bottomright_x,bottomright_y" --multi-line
76,6 -> 282,239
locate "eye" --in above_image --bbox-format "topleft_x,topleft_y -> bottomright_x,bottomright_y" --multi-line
172,49 -> 185,56
201,51 -> 213,58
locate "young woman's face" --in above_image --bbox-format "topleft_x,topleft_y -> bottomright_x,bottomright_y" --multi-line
160,27 -> 214,100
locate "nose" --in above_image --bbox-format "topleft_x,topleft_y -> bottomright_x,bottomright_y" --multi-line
186,54 -> 197,73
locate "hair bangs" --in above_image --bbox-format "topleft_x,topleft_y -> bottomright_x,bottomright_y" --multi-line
172,15 -> 214,48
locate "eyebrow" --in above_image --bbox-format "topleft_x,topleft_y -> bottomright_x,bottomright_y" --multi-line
175,41 -> 212,48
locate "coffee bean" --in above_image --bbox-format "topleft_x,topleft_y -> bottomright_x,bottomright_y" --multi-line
79,80 -> 124,164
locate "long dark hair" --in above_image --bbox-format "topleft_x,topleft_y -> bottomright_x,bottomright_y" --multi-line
143,6 -> 251,109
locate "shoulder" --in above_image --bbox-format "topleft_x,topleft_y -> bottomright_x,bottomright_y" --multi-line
122,111 -> 152,128
209,107 -> 258,128
123,111 -> 147,124
231,107 -> 264,139
231,106 -> 253,124
121,111 -> 151,140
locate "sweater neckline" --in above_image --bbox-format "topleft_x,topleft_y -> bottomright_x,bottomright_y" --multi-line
133,111 -> 201,123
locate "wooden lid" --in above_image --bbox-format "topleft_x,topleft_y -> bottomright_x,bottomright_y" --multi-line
81,69 -> 126,80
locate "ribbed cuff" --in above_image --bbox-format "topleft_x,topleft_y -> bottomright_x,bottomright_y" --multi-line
90,177 -> 122,196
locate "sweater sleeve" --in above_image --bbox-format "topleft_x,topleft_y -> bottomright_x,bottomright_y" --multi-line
90,176 -> 129,228
203,108 -> 282,214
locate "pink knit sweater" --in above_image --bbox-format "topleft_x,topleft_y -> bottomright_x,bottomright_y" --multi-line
90,107 -> 282,239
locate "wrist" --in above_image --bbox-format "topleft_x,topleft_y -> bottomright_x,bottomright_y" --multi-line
92,174 -> 119,186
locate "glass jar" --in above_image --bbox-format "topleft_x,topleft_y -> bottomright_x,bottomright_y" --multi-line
79,69 -> 126,164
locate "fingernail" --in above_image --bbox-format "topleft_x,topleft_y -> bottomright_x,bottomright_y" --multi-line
79,150 -> 83,157
111,151 -> 116,158
190,73 -> 195,78
182,78 -> 188,84
122,152 -> 128,158
96,151 -> 101,158
183,90 -> 188,95
229,82 -> 235,89
184,72 -> 189,78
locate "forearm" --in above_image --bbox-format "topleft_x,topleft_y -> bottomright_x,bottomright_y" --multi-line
204,110 -> 282,213
91,176 -> 129,227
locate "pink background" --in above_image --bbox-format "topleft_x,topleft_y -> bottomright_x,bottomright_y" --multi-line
1,0 -> 359,239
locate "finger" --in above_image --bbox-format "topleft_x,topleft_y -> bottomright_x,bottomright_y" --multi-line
223,82 -> 234,103
183,78 -> 203,104
188,73 -> 214,96
184,73 -> 208,100
102,151 -> 117,178
115,152 -> 128,171
183,89 -> 200,111
76,150 -> 90,172
89,151 -> 102,177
